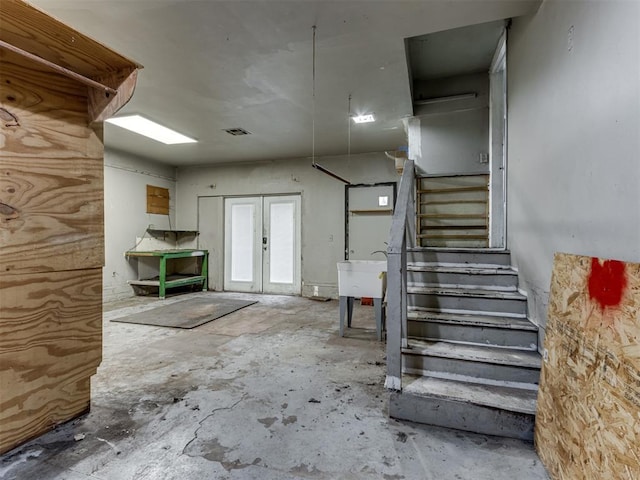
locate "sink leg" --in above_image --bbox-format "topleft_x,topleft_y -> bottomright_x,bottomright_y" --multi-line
339,296 -> 356,336
374,297 -> 383,341
339,296 -> 347,337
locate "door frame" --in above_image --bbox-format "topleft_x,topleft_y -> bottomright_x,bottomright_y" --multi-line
489,29 -> 507,248
344,182 -> 397,260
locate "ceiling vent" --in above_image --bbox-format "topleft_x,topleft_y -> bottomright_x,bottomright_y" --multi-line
224,127 -> 251,136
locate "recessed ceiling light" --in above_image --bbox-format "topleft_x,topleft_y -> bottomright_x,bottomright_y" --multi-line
105,115 -> 197,145
352,114 -> 375,124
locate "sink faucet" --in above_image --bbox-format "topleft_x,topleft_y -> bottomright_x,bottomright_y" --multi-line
371,250 -> 388,259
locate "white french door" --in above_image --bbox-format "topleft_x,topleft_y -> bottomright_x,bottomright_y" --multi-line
224,197 -> 261,293
263,196 -> 301,294
224,195 -> 301,294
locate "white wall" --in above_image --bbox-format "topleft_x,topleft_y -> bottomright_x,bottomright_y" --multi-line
176,152 -> 397,298
507,0 -> 640,334
408,72 -> 490,175
103,149 -> 177,302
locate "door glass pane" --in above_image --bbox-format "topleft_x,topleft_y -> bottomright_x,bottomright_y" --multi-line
269,202 -> 294,284
231,204 -> 254,282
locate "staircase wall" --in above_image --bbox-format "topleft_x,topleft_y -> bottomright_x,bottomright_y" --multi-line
507,0 -> 640,342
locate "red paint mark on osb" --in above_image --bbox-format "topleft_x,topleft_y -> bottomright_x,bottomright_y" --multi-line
588,257 -> 627,310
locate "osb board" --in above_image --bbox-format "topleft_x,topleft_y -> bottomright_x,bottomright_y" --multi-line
147,184 -> 170,215
0,268 -> 102,454
536,253 -> 640,479
0,54 -> 104,273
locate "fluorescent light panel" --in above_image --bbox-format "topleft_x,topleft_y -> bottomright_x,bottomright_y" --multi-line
413,92 -> 477,106
106,115 -> 197,145
352,114 -> 375,124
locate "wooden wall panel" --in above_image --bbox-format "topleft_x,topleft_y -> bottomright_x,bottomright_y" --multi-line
536,253 -> 640,479
0,55 -> 104,274
0,0 -> 140,78
0,0 -> 140,456
146,184 -> 170,215
0,268 -> 102,454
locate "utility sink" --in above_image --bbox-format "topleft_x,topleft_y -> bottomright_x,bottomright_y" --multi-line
337,260 -> 387,298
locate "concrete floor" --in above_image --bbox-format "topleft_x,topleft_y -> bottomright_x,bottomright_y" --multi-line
1,292 -> 550,480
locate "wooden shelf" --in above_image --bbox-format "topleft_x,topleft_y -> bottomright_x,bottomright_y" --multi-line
418,186 -> 488,194
419,199 -> 488,206
147,228 -> 199,238
129,275 -> 206,289
418,213 -> 486,219
421,225 -> 488,230
126,249 -> 206,259
418,234 -> 489,240
349,209 -> 393,215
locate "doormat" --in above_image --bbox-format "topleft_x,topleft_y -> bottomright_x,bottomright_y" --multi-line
110,298 -> 257,329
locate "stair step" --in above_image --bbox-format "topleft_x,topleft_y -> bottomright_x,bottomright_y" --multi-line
407,308 -> 534,329
407,286 -> 526,299
407,263 -> 517,274
389,375 -> 537,440
404,339 -> 542,368
407,264 -> 519,290
402,339 -> 541,384
407,309 -> 538,349
409,247 -> 506,253
408,282 -> 518,292
408,247 -> 512,266
404,375 -> 538,415
407,286 -> 528,315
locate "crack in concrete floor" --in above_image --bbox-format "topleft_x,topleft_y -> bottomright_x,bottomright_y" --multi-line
182,394 -> 249,458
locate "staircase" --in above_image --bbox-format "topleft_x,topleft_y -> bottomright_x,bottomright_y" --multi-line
388,247 -> 541,441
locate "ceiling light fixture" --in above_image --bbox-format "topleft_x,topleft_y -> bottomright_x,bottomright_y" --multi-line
105,115 -> 197,145
413,92 -> 477,106
352,114 -> 375,124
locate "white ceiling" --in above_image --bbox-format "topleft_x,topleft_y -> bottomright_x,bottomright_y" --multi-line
30,0 -> 540,167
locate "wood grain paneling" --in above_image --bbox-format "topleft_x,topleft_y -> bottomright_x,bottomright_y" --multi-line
0,53 -> 103,157
88,68 -> 139,123
0,268 -> 102,454
0,57 -> 104,273
0,0 -> 140,78
536,253 -> 640,479
147,185 -> 170,215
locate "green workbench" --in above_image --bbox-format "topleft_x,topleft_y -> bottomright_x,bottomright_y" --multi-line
125,249 -> 208,299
